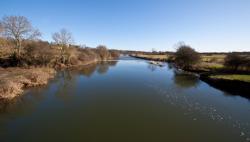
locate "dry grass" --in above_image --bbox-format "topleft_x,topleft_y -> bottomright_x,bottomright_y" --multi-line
135,54 -> 225,62
133,54 -> 169,60
0,67 -> 55,100
138,54 -> 168,59
134,53 -> 226,70
201,55 -> 226,63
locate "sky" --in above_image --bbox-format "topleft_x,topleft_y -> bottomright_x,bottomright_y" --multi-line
0,0 -> 250,52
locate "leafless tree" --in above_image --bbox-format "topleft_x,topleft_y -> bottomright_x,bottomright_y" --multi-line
52,29 -> 74,63
52,29 -> 73,47
0,23 -> 4,35
96,45 -> 110,60
0,16 -> 41,57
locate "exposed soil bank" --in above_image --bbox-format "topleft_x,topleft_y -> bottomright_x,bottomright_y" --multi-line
0,67 -> 56,100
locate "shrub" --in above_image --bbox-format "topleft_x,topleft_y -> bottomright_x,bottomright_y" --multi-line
224,53 -> 249,71
78,47 -> 98,62
23,41 -> 60,66
109,50 -> 120,59
175,45 -> 201,69
96,45 -> 110,60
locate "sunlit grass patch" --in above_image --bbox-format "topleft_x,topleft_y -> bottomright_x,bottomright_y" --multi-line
210,74 -> 250,83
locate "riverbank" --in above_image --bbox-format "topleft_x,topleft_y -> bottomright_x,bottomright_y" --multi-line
130,54 -> 171,62
0,38 -> 120,101
0,67 -> 56,100
200,74 -> 250,98
131,54 -> 250,98
0,58 -> 119,102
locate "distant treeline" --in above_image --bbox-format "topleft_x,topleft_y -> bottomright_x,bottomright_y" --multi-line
201,52 -> 250,56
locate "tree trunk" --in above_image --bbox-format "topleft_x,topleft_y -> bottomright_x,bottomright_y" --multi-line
15,39 -> 21,58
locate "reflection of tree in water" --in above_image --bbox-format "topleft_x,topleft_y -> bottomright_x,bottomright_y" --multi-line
97,62 -> 109,74
53,61 -> 119,102
147,64 -> 157,72
97,61 -> 118,74
53,70 -> 78,102
78,63 -> 98,77
70,61 -> 118,77
173,71 -> 200,88
167,63 -> 174,69
107,60 -> 118,67
0,86 -> 49,119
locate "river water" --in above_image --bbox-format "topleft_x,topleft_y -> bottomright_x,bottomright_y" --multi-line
0,57 -> 250,142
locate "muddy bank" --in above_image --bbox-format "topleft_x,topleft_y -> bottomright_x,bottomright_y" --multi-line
0,67 -> 56,100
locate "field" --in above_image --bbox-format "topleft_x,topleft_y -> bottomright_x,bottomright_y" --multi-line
132,53 -> 226,70
131,54 -> 170,60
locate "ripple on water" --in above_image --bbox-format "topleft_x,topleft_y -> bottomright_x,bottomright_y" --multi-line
146,82 -> 250,141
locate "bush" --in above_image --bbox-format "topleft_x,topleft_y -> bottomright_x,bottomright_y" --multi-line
0,38 -> 117,68
109,50 -> 120,59
78,47 -> 98,62
23,41 -> 60,66
96,45 -> 110,60
175,45 -> 201,69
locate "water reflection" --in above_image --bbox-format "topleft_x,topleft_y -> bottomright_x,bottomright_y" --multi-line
0,59 -> 250,142
147,64 -> 157,72
69,61 -> 118,77
173,70 -> 200,88
54,61 -> 119,102
0,61 -> 119,112
0,85 -> 50,114
97,62 -> 110,74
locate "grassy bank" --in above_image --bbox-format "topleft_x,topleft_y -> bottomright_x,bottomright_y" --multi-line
0,67 -> 55,100
209,74 -> 250,83
200,74 -> 250,98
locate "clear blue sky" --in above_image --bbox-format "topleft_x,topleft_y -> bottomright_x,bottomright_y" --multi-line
1,0 -> 250,52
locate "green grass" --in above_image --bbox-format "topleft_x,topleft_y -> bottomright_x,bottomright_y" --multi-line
210,74 -> 250,83
199,62 -> 224,69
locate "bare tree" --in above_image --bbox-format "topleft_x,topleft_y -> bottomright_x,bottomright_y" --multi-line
0,16 -> 41,57
96,45 -> 110,60
52,29 -> 74,63
52,29 -> 73,46
0,23 -> 3,35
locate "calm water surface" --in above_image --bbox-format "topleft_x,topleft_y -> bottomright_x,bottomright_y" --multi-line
0,57 -> 250,142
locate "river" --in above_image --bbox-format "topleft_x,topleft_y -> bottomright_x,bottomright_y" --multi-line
0,57 -> 250,142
